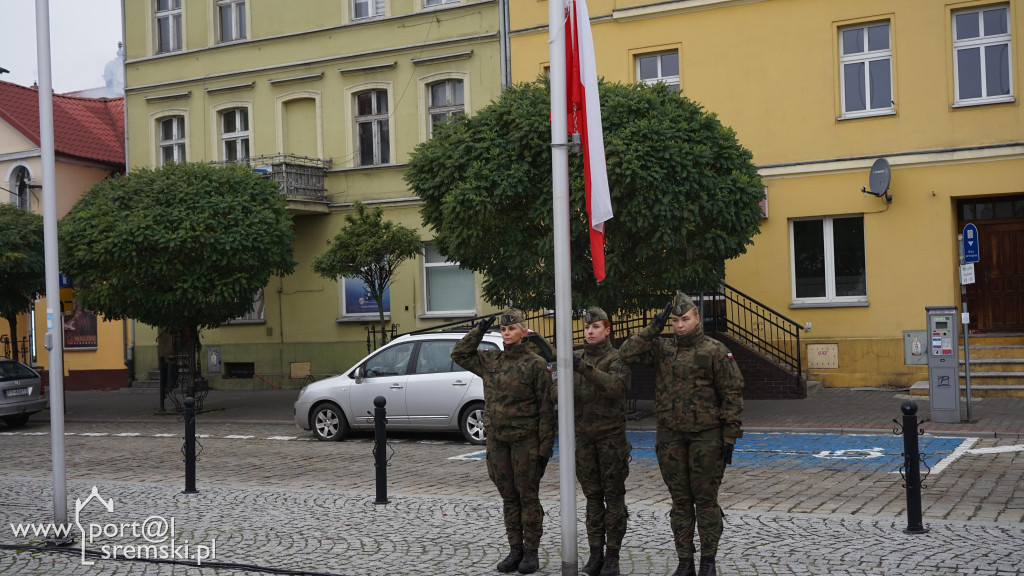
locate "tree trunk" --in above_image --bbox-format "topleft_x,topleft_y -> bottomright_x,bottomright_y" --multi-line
5,315 -> 19,363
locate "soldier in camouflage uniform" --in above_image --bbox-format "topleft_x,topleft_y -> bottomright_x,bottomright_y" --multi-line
619,292 -> 743,576
559,307 -> 632,576
451,308 -> 555,575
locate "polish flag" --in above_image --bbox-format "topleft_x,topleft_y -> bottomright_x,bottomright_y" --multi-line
566,0 -> 612,282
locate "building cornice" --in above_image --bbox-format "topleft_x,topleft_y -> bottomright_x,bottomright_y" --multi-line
125,33 -> 497,93
759,143 -> 1024,178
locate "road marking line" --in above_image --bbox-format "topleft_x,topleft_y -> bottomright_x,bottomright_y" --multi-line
966,444 -> 1024,454
930,437 -> 979,474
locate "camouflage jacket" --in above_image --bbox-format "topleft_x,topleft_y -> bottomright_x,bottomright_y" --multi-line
552,338 -> 631,441
451,326 -> 556,457
619,322 -> 744,441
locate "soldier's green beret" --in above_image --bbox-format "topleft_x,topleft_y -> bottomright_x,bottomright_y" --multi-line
583,307 -> 609,324
500,308 -> 526,326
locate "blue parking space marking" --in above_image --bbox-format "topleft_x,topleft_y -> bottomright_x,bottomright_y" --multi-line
457,432 -> 972,474
622,431 -> 971,473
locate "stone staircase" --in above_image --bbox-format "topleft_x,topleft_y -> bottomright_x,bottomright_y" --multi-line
910,332 -> 1024,398
122,370 -> 161,393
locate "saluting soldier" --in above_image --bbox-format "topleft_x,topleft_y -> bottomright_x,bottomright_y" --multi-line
562,307 -> 632,576
619,292 -> 744,576
451,308 -> 556,574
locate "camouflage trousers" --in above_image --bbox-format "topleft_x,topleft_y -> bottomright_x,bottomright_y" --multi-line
576,433 -> 631,549
486,434 -> 545,549
655,427 -> 727,559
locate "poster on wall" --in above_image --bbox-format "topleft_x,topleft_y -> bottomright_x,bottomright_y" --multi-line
63,296 -> 98,349
343,276 -> 390,317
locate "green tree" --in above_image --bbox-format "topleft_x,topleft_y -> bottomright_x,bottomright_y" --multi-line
59,162 -> 296,392
0,204 -> 45,363
404,79 -> 764,314
312,202 -> 421,345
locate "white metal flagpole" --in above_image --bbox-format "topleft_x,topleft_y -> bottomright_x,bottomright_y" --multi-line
35,0 -> 71,542
549,1 -> 577,574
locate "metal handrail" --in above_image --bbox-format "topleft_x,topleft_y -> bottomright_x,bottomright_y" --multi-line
396,283 -> 804,386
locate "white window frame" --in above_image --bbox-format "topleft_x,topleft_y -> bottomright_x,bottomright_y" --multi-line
155,0 -> 182,54
353,0 -> 386,20
427,79 -> 464,138
227,288 -> 265,324
839,21 -> 894,118
220,107 -> 250,163
158,115 -> 186,166
952,4 -> 1013,105
636,51 -> 679,91
216,0 -> 247,43
789,215 -> 867,306
425,0 -> 458,7
354,89 -> 390,167
422,241 -> 475,316
7,165 -> 33,211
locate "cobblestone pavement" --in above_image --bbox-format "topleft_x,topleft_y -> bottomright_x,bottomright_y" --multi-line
2,420 -> 1023,575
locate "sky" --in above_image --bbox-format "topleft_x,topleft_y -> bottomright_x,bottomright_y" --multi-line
0,0 -> 123,94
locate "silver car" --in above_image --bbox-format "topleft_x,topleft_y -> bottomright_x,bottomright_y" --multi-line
0,358 -> 47,427
294,329 -> 555,445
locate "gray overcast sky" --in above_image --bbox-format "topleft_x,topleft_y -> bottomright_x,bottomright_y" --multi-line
0,0 -> 123,93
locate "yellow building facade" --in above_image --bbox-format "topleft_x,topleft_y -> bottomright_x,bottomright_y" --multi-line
122,0 -> 506,387
0,81 -> 128,390
510,0 -> 1024,388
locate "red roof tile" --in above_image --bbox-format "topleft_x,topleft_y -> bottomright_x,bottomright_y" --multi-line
0,80 -> 124,168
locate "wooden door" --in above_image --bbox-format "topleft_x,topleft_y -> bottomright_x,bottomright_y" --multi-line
960,199 -> 1024,332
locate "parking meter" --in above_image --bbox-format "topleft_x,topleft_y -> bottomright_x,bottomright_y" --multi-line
925,306 -> 961,423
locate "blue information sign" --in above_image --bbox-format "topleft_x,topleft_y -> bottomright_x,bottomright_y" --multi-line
962,223 -> 979,263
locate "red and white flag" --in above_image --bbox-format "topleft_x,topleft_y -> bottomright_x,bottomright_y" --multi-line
565,0 -> 612,282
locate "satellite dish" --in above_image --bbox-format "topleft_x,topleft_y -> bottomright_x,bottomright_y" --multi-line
867,158 -> 890,198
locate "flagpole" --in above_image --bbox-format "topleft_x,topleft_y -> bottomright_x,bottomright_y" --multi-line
35,0 -> 71,541
549,1 -> 577,575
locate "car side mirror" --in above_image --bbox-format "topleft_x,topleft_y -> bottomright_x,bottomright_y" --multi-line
353,366 -> 364,384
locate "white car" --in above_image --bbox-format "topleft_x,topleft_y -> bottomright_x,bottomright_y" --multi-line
294,329 -> 555,445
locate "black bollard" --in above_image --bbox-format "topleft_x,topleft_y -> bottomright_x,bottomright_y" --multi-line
183,396 -> 198,494
900,401 -> 927,534
373,395 -> 389,505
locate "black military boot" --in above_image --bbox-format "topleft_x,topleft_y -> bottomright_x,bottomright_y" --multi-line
581,546 -> 604,576
598,547 -> 620,576
671,558 -> 697,576
517,548 -> 539,574
697,556 -> 716,576
496,544 -> 524,573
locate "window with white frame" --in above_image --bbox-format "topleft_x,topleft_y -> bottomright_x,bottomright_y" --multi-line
953,4 -> 1012,104
637,51 -> 679,91
790,215 -> 866,304
425,0 -> 458,7
423,242 -> 475,314
158,115 -> 186,166
230,288 -> 265,323
220,108 -> 250,162
355,90 -> 390,166
428,79 -> 464,137
353,0 -> 385,19
217,0 -> 246,43
155,0 -> 182,53
840,22 -> 893,116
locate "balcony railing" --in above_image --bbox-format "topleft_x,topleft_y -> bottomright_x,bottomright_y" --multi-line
214,154 -> 332,201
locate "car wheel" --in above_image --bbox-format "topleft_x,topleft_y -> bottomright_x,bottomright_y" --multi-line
459,402 -> 486,445
2,414 -> 30,428
311,402 -> 349,442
